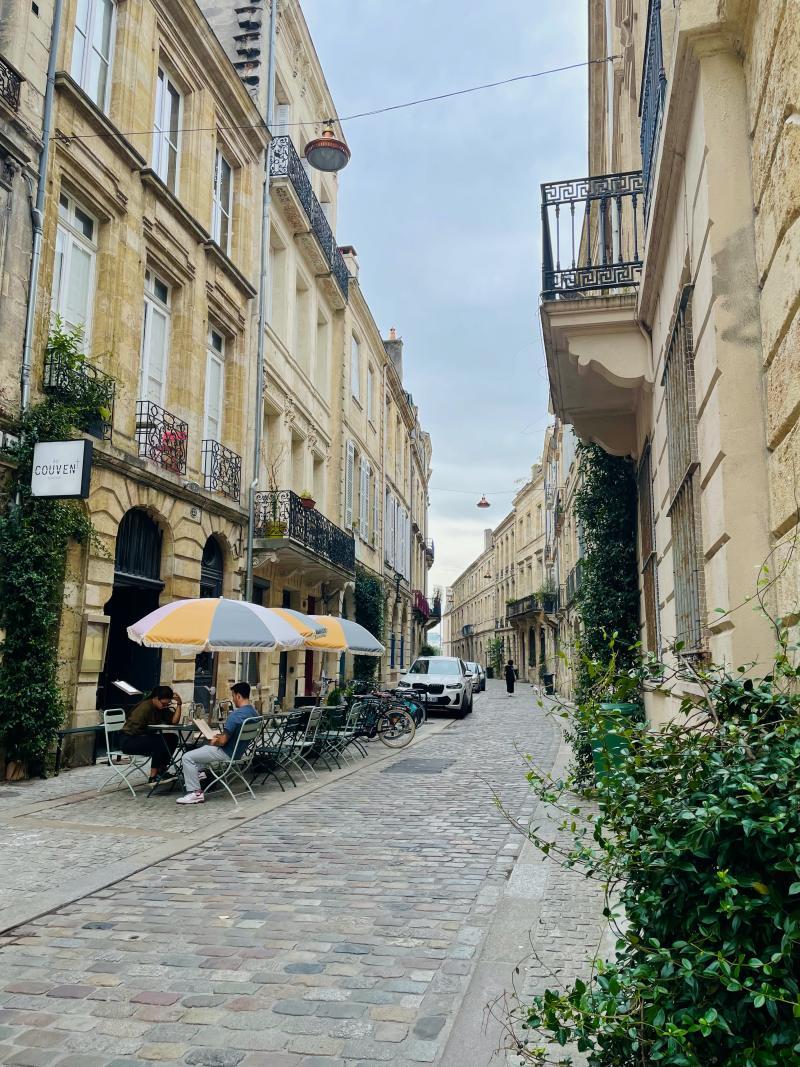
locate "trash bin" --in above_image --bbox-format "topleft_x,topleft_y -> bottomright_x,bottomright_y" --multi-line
486,666 -> 494,679
542,673 -> 555,695
591,703 -> 640,784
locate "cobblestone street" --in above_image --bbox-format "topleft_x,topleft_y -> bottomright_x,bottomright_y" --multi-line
0,684 -> 606,1066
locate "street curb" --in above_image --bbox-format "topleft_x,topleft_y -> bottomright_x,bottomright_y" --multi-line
0,715 -> 456,938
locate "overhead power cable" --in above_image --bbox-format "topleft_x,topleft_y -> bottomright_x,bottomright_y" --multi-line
53,56 -> 618,144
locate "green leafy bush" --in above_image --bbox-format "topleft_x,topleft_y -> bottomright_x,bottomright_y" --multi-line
509,649 -> 800,1066
353,566 -> 384,682
0,323 -> 98,774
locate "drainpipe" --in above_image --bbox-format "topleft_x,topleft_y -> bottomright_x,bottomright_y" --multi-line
244,0 -> 278,612
20,0 -> 65,413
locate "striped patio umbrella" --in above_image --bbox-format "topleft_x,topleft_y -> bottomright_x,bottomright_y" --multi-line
303,615 -> 385,656
127,598 -> 326,654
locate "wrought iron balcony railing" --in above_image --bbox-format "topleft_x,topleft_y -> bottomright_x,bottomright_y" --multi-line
640,0 -> 667,217
43,350 -> 116,440
566,559 -> 584,605
541,170 -> 644,297
135,400 -> 188,475
202,439 -> 241,501
269,135 -> 350,300
461,623 -> 474,637
0,56 -> 21,111
424,538 -> 435,562
254,489 -> 355,573
429,595 -> 442,620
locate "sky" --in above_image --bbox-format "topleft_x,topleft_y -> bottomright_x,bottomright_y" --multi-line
301,1 -> 589,603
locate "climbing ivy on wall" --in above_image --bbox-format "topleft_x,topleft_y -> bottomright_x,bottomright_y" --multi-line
353,565 -> 385,681
0,323 -> 100,775
573,441 -> 639,689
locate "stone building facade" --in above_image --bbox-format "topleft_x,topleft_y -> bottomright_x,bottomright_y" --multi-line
4,0 -> 431,746
36,0 -> 268,726
540,0 -> 795,723
0,0 -> 52,437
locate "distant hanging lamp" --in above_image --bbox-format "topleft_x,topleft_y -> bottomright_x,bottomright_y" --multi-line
305,120 -> 351,173
477,495 -> 491,509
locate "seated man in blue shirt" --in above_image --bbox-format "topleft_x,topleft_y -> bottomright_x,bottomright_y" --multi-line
177,682 -> 258,805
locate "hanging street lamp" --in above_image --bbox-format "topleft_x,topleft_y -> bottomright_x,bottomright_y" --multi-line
305,122 -> 351,173
477,495 -> 490,509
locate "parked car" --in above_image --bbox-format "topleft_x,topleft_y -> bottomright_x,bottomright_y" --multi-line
465,662 -> 486,692
397,656 -> 473,717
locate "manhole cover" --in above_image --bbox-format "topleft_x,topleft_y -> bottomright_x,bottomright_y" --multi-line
382,757 -> 455,775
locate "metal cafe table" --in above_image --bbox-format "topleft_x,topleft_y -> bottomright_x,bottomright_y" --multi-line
146,722 -> 199,796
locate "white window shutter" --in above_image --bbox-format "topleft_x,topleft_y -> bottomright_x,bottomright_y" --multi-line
359,459 -> 369,539
373,474 -> 380,541
344,441 -> 355,530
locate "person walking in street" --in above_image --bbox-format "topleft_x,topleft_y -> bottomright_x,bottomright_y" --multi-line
176,682 -> 257,805
504,658 -> 517,696
120,685 -> 182,783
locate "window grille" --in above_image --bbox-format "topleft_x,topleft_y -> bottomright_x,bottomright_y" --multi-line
637,442 -> 659,653
663,288 -> 705,653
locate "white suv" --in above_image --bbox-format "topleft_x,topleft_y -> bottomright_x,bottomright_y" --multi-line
397,656 -> 474,718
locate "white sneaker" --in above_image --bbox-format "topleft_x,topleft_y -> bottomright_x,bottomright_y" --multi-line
176,791 -> 205,805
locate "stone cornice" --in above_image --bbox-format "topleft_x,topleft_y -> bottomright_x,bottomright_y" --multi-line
92,443 -> 247,525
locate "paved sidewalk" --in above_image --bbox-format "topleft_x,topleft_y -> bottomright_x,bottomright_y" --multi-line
0,683 -> 606,1066
440,726 -> 609,1067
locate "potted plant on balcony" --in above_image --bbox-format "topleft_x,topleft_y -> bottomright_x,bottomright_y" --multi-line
264,519 -> 287,538
537,579 -> 558,614
299,488 -> 316,510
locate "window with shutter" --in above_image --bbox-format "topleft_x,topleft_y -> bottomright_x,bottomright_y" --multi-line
373,474 -> 380,542
52,193 -> 97,347
71,0 -> 115,111
344,441 -> 355,530
351,335 -> 360,401
140,269 -> 170,405
203,328 -> 225,444
663,289 -> 705,653
360,460 -> 370,540
153,67 -> 182,193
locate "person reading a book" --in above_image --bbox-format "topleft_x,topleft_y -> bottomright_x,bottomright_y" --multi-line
176,682 -> 257,805
120,685 -> 182,783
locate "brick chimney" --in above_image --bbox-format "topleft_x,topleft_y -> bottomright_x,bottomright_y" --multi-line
384,327 -> 403,380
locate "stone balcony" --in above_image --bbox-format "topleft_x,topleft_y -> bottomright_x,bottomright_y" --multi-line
540,170 -> 652,456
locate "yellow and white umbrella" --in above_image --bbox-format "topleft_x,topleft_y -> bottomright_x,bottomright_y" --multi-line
303,615 -> 384,657
127,598 -> 325,654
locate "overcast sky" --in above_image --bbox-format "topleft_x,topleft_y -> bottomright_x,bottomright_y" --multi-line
302,1 -> 588,604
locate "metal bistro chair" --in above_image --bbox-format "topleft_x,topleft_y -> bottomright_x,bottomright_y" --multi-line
285,705 -> 326,782
199,716 -> 263,807
100,709 -> 151,797
315,704 -> 353,769
253,710 -> 304,791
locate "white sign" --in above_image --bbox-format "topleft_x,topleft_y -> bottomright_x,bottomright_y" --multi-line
31,440 -> 93,499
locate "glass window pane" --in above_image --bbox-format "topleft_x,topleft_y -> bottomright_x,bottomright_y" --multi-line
168,83 -> 180,137
64,240 -> 92,330
166,141 -> 177,190
71,27 -> 87,83
51,228 -> 66,315
146,305 -> 168,403
73,205 -> 94,240
220,157 -> 231,211
154,278 -> 168,304
94,0 -> 113,60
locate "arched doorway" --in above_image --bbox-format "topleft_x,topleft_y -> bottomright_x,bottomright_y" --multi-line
193,536 -> 224,710
101,509 -> 164,709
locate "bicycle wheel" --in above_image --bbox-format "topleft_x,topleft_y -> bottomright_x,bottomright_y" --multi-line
376,708 -> 416,748
402,696 -> 425,726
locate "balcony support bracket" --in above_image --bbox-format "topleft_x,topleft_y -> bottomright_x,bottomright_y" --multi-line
541,293 -> 651,458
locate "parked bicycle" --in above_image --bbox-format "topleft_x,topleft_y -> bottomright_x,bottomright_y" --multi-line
348,693 -> 416,749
